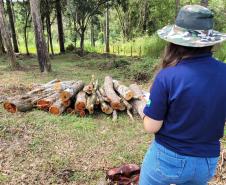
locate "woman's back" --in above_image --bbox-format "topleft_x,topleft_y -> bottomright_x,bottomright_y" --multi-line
144,53 -> 226,157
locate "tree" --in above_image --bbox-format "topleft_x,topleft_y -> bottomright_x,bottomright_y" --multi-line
6,0 -> 19,53
176,0 -> 180,16
201,0 -> 208,7
30,0 -> 51,73
0,32 -> 5,54
17,0 -> 31,55
67,0 -> 107,56
44,0 -> 54,55
56,0 -> 65,53
90,17 -> 95,47
105,1 -> 110,53
0,0 -> 20,69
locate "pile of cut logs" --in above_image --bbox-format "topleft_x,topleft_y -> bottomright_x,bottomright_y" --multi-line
3,76 -> 147,121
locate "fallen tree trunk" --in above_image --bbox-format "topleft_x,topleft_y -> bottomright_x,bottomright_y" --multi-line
37,93 -> 59,110
49,99 -> 68,115
131,99 -> 146,119
3,99 -> 33,113
129,84 -> 144,99
86,93 -> 97,114
113,80 -> 134,101
99,87 -> 110,102
104,76 -> 124,110
60,80 -> 85,101
96,90 -> 113,115
74,91 -> 87,117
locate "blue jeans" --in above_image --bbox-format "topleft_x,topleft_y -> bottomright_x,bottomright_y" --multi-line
139,141 -> 218,185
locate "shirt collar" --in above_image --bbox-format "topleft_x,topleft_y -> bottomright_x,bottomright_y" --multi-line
180,53 -> 213,64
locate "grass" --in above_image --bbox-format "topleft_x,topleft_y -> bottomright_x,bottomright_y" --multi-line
0,53 -> 152,185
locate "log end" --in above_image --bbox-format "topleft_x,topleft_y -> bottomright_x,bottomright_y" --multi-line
3,101 -> 17,113
125,92 -> 134,101
37,100 -> 51,110
49,106 -> 60,115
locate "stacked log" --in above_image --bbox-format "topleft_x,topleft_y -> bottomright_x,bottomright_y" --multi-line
2,77 -> 148,120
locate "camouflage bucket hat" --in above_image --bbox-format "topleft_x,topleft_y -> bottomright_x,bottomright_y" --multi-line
157,5 -> 226,47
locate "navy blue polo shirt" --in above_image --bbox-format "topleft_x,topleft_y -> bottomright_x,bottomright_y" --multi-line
144,53 -> 226,157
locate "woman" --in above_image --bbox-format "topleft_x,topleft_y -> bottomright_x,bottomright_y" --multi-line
140,5 -> 226,185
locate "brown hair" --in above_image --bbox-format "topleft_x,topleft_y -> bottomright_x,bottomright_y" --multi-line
161,43 -> 213,68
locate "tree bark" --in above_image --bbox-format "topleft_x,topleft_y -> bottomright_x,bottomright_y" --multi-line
56,0 -> 65,53
30,0 -> 51,73
90,17 -> 95,47
24,10 -> 30,55
80,28 -> 85,56
0,32 -> 5,54
3,98 -> 33,113
200,0 -> 208,7
113,80 -> 134,101
45,0 -> 54,55
104,76 -> 125,110
131,99 -> 145,119
105,1 -> 110,53
143,0 -> 148,32
6,0 -> 19,53
0,1 -> 20,69
175,0 -> 180,17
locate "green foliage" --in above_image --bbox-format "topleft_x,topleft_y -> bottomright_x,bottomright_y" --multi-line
128,57 -> 159,82
214,42 -> 226,62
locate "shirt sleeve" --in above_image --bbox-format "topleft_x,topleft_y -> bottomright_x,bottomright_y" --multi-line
143,72 -> 168,121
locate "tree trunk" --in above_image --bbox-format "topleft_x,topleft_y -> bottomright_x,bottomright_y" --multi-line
175,0 -> 180,17
200,0 -> 208,7
0,32 -> 5,54
56,0 -> 65,53
30,0 -> 51,73
46,13 -> 54,55
73,19 -> 77,48
113,80 -> 134,101
143,0 -> 148,32
3,98 -> 33,113
0,1 -> 20,69
80,28 -> 85,56
6,0 -> 19,53
24,11 -> 30,55
74,91 -> 87,117
90,17 -> 95,47
105,2 -> 110,53
104,76 -> 125,110
131,99 -> 145,119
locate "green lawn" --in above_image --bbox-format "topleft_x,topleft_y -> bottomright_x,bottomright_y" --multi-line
0,53 -> 151,184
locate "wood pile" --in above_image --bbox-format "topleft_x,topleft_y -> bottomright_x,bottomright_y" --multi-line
3,76 -> 147,121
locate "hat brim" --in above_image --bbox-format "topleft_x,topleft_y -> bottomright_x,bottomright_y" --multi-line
157,25 -> 226,47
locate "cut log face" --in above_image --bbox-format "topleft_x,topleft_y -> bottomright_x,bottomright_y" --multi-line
104,76 -> 124,110
49,99 -> 68,115
113,80 -> 134,101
